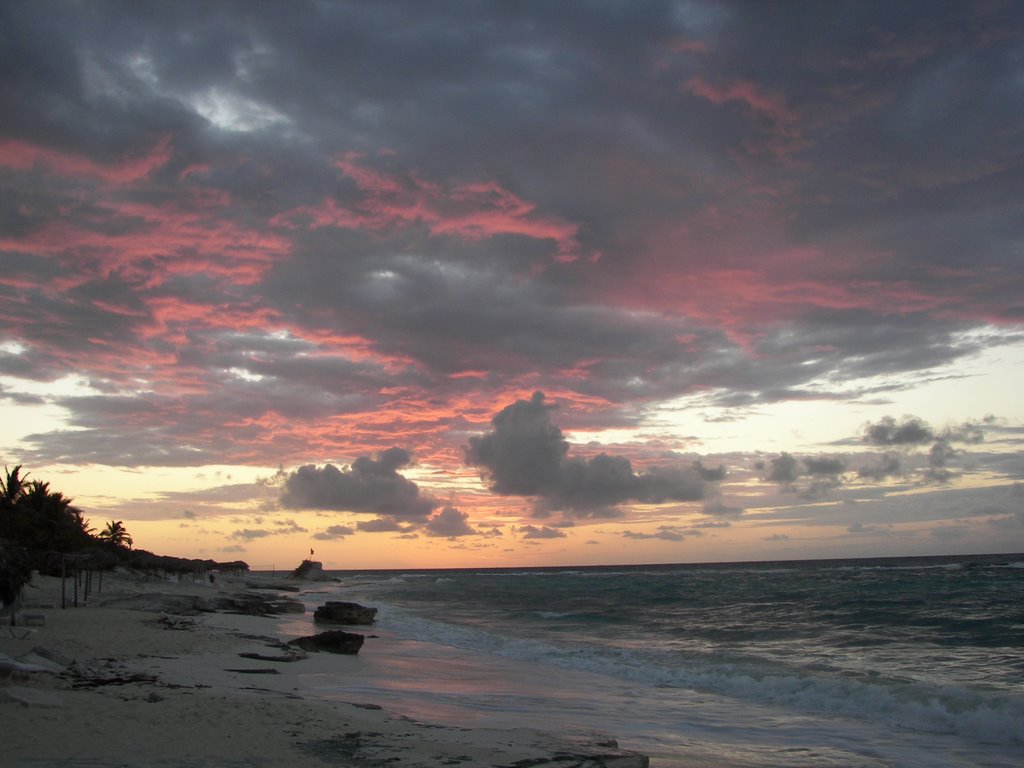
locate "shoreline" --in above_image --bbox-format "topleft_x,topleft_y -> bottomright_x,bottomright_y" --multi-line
1,569 -> 650,767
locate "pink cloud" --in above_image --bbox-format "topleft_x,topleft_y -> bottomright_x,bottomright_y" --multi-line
0,137 -> 286,293
684,76 -> 798,129
0,136 -> 172,184
273,156 -> 587,262
0,199 -> 291,291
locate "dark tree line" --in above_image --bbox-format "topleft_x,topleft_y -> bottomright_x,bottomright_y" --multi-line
1,465 -> 247,605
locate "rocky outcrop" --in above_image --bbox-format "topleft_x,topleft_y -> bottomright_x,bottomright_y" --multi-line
211,592 -> 305,616
288,629 -> 364,655
314,601 -> 377,625
99,592 -> 209,615
244,578 -> 300,592
100,591 -> 304,616
238,648 -> 308,663
290,559 -> 329,581
303,729 -> 649,766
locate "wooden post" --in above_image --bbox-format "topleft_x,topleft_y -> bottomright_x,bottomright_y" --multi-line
73,562 -> 79,608
61,555 -> 67,609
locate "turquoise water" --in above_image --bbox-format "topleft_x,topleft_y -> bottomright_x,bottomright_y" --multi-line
281,554 -> 1024,767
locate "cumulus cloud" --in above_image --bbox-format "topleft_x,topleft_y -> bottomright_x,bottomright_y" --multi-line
760,452 -> 846,497
864,416 -> 934,445
941,421 -> 986,444
924,438 -> 960,482
803,457 -> 846,476
232,528 -> 273,540
312,524 -> 355,540
274,519 -> 308,534
764,452 -> 800,486
466,392 -> 709,515
703,500 -> 744,518
519,524 -> 567,539
357,517 -> 412,533
622,526 -> 700,541
858,452 -> 903,480
425,506 -> 477,538
465,392 -> 568,496
694,461 -> 727,481
857,414 -> 989,485
280,448 -> 436,520
693,519 -> 732,529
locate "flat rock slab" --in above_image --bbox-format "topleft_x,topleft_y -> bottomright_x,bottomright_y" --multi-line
244,580 -> 301,592
238,650 -> 308,663
288,629 -> 365,654
302,727 -> 649,767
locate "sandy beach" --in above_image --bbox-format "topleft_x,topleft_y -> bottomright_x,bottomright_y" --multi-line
1,569 -> 648,767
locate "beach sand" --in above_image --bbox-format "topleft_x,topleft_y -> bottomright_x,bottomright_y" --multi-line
1,569 -> 649,767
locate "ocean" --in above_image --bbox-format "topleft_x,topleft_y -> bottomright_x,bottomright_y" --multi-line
275,554 -> 1024,767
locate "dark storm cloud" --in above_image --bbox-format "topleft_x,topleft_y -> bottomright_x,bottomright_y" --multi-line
280,448 -> 436,520
1,0 -> 1022,479
466,392 -> 709,515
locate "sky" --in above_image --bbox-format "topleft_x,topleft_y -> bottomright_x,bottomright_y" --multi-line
2,0 -> 1023,570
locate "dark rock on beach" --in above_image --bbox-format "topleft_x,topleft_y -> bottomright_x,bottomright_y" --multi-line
244,579 -> 301,592
314,601 -> 377,625
290,559 -> 330,581
211,592 -> 305,616
288,630 -> 365,655
99,592 -> 209,615
238,649 -> 309,663
100,591 -> 304,617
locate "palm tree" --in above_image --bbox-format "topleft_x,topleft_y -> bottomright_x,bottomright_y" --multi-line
0,538 -> 32,609
98,520 -> 133,550
1,479 -> 93,567
0,465 -> 27,509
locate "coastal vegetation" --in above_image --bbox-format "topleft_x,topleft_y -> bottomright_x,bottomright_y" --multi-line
0,465 -> 247,606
